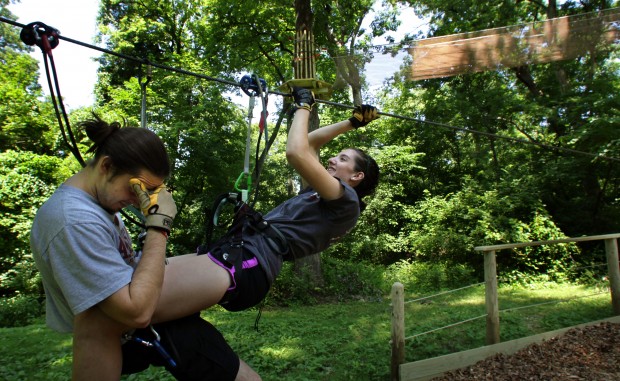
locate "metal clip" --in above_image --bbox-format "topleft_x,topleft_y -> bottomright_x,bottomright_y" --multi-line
149,325 -> 177,368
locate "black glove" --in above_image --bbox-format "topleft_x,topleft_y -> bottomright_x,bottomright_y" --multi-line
291,86 -> 315,112
349,104 -> 379,129
130,178 -> 177,233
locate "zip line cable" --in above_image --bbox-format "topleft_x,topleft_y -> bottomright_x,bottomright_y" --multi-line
318,102 -> 620,163
2,16 -> 619,163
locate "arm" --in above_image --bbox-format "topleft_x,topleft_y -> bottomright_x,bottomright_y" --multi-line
308,119 -> 355,152
72,180 -> 175,380
286,107 -> 344,201
99,181 -> 176,327
72,233 -> 166,380
98,230 -> 168,327
302,119 -> 354,190
308,104 -> 378,150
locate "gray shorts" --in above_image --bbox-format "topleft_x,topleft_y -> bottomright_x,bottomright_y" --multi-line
207,247 -> 270,312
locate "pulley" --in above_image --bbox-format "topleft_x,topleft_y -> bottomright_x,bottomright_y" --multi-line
240,74 -> 268,97
20,22 -> 60,54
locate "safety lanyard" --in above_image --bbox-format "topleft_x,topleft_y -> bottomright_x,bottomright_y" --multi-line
235,74 -> 268,202
124,325 -> 177,368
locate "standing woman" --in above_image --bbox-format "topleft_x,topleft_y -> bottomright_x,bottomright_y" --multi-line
152,87 -> 380,322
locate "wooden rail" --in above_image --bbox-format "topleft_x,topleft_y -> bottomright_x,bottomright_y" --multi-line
476,233 -> 620,344
390,233 -> 620,381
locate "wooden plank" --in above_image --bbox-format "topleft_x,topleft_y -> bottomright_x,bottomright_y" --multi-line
408,8 -> 620,80
483,251 -> 499,344
399,316 -> 620,381
605,239 -> 620,314
474,233 -> 620,252
391,282 -> 405,381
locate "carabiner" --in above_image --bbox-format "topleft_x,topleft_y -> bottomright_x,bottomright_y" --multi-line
149,325 -> 177,368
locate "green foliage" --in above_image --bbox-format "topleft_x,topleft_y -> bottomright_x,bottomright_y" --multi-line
319,257 -> 384,301
0,6 -> 58,153
405,179 -> 579,275
268,262 -> 318,306
384,259 -> 475,294
0,151 -> 72,297
390,1 -> 620,240
0,295 -> 43,327
0,280 -> 613,380
268,257 -> 384,306
269,256 -> 476,307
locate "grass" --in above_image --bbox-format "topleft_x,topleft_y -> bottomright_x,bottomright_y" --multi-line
0,282 -> 613,381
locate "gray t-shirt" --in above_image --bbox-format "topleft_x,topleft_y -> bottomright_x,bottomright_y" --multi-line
31,184 -> 138,333
245,179 -> 360,284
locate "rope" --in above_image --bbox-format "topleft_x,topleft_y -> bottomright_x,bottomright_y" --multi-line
41,50 -> 85,166
320,99 -> 620,163
2,16 -> 619,163
404,314 -> 487,341
404,282 -> 485,304
499,291 -> 608,314
402,289 -> 608,342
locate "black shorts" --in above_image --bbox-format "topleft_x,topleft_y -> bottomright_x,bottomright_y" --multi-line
121,314 -> 240,381
206,247 -> 271,312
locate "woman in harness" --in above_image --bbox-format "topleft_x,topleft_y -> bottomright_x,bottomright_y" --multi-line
152,87 -> 380,322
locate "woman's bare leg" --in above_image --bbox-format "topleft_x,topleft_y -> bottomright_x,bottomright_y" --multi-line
152,253 -> 232,323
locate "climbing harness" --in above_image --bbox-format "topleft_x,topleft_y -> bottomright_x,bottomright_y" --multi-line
202,192 -> 288,257
198,99 -> 286,327
200,94 -> 291,310
123,325 -> 177,368
198,190 -> 288,331
203,74 -> 295,252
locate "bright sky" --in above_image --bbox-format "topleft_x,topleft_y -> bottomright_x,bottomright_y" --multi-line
9,0 -> 100,110
8,0 -> 416,111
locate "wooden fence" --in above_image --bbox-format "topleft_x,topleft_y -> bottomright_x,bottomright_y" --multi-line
390,233 -> 620,381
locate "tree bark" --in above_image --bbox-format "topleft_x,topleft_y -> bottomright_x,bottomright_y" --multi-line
293,0 -> 324,286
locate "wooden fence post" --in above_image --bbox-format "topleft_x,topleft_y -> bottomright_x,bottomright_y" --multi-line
484,250 -> 500,344
605,238 -> 620,315
391,282 -> 405,381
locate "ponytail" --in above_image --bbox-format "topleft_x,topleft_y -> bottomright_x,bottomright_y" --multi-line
351,148 -> 379,211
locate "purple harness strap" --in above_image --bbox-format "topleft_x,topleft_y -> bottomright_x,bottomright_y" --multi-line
207,253 -> 259,291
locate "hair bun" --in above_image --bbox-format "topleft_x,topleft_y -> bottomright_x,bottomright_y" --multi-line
83,116 -> 122,154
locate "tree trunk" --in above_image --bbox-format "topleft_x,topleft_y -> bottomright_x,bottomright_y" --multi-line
293,0 -> 324,286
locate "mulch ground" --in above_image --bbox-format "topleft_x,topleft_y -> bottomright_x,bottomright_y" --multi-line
431,322 -> 620,380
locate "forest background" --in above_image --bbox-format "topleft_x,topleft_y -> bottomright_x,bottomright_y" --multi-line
1,0 -> 620,326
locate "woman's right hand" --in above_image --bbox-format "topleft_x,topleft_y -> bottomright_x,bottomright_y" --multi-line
291,86 -> 315,111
